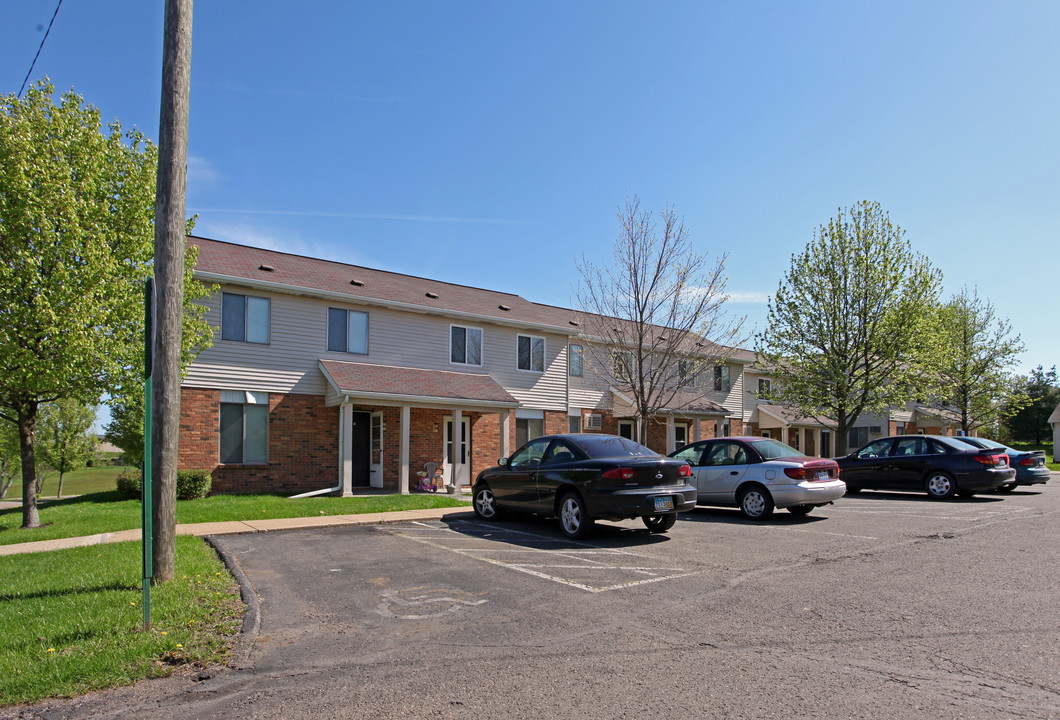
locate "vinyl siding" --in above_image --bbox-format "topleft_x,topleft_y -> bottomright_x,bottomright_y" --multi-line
184,285 -> 569,409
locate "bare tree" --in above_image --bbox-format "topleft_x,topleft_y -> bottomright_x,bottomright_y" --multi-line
575,196 -> 742,442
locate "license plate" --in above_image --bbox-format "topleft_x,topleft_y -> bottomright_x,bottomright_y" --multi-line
654,496 -> 674,512
815,471 -> 830,480
998,458 -> 1008,467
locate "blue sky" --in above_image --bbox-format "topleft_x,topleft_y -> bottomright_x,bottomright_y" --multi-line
4,0 -> 1057,386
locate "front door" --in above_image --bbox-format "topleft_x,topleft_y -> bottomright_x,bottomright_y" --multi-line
444,417 -> 471,488
351,411 -> 371,487
673,422 -> 689,451
369,412 -> 383,489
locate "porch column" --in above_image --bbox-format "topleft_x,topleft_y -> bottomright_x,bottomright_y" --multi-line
693,418 -> 701,442
399,405 -> 410,494
452,408 -> 463,492
666,416 -> 675,453
501,409 -> 510,458
340,402 -> 354,497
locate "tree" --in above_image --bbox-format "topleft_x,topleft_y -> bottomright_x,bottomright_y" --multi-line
931,287 -> 1024,434
756,201 -> 942,455
37,398 -> 97,499
575,196 -> 742,442
1004,365 -> 1059,444
0,422 -> 20,500
0,81 -> 212,529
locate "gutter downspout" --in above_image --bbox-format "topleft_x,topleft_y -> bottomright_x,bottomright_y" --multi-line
290,394 -> 348,499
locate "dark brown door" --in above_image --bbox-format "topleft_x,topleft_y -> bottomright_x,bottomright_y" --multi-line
351,411 -> 371,487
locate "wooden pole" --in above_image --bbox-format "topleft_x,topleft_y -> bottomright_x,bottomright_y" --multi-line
152,0 -> 193,584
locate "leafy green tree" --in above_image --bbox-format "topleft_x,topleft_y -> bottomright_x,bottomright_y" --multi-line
37,398 -> 97,499
104,391 -> 145,471
0,81 -> 213,529
931,287 -> 1024,434
1004,365 -> 1059,444
757,201 -> 942,455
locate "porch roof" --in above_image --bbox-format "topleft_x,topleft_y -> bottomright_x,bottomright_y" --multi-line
610,389 -> 730,418
756,403 -> 837,429
319,360 -> 520,410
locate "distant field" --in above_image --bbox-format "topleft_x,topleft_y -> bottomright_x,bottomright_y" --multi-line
3,463 -> 130,501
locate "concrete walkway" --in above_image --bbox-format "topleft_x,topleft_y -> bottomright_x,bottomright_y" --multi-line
0,505 -> 475,557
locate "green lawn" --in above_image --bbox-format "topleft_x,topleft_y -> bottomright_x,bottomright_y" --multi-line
0,491 -> 470,546
0,536 -> 243,705
3,462 -> 131,501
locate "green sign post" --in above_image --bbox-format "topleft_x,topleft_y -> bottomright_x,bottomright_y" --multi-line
142,278 -> 153,630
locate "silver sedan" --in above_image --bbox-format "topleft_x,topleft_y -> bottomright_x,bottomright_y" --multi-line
670,437 -> 846,520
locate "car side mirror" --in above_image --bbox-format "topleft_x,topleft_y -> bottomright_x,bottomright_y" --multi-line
498,457 -> 510,467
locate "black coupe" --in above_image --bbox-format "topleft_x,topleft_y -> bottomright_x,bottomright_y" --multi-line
472,433 -> 697,539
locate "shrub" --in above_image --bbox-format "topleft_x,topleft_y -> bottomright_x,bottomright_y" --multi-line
115,470 -> 142,500
176,470 -> 212,501
114,469 -> 211,501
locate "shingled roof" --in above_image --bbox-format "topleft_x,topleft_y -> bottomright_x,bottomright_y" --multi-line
319,360 -> 519,408
190,236 -> 581,333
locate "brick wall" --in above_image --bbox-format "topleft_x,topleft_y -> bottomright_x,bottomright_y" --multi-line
179,388 -> 338,495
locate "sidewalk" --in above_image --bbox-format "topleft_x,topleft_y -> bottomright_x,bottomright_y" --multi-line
0,505 -> 475,557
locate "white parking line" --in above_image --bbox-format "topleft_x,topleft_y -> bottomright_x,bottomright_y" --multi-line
393,521 -> 697,593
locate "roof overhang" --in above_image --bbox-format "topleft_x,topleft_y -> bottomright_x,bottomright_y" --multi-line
319,360 -> 520,410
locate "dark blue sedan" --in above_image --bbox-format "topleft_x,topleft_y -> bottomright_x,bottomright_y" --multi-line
837,435 -> 1015,499
952,436 -> 1050,491
472,434 -> 697,539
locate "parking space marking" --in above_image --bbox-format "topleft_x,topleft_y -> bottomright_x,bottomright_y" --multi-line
390,521 -> 697,593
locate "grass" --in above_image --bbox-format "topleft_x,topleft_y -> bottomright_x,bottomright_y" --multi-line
0,536 -> 243,706
0,491 -> 470,546
3,462 -> 131,501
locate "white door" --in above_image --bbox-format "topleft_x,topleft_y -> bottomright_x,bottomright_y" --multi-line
370,412 -> 384,489
673,422 -> 689,451
444,417 -> 471,488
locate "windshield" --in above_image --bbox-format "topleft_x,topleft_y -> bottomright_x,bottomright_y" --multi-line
570,435 -> 660,459
748,438 -> 806,460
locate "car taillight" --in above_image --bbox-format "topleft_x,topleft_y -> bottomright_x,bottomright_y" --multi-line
973,454 -> 1002,467
1019,457 -> 1037,467
678,464 -> 691,477
784,467 -> 810,480
602,467 -> 636,480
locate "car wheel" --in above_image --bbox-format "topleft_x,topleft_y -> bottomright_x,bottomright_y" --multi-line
473,484 -> 500,520
642,513 -> 677,533
925,472 -> 957,500
558,492 -> 594,540
787,505 -> 813,516
738,485 -> 774,520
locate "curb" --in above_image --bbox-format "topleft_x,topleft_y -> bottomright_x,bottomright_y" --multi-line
202,535 -> 260,667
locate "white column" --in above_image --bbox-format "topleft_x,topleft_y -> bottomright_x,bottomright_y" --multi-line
666,416 -> 675,453
501,409 -> 511,458
693,418 -> 701,442
400,405 -> 410,494
341,402 -> 354,497
452,408 -> 463,492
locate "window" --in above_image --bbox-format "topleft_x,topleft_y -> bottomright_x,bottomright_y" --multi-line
569,415 -> 581,433
848,426 -> 870,450
450,325 -> 482,366
219,390 -> 268,463
758,378 -> 771,396
327,308 -> 368,354
515,418 -> 544,451
510,437 -> 551,469
613,350 -> 633,379
713,365 -> 730,392
518,335 -> 545,372
714,419 -> 730,437
221,293 -> 270,343
789,428 -> 800,451
569,344 -> 583,376
617,420 -> 634,440
679,360 -> 695,387
856,438 -> 892,459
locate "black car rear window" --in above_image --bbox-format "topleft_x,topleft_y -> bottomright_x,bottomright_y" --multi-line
570,435 -> 659,459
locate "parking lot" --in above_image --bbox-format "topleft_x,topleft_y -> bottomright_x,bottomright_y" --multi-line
27,481 -> 1060,720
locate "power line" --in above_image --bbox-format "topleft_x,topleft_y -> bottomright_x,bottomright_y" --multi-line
18,0 -> 65,98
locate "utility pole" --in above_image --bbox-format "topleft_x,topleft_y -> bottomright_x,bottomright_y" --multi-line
152,0 -> 193,584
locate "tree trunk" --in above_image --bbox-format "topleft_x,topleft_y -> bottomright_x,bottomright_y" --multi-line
57,471 -> 64,499
835,412 -> 850,456
151,0 -> 193,584
18,403 -> 40,529
0,477 -> 11,499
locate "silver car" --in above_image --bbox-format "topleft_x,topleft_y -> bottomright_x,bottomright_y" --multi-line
670,437 -> 846,520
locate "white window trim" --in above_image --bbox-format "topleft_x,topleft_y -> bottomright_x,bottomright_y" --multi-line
219,390 -> 269,465
221,292 -> 271,345
449,324 -> 484,367
517,334 -> 546,373
327,307 -> 369,355
568,344 -> 583,377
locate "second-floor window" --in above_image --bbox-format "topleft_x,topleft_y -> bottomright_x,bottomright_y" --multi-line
613,350 -> 633,380
221,292 -> 270,344
327,308 -> 368,354
451,325 -> 482,366
679,360 -> 696,387
518,335 -> 545,372
758,378 -> 771,397
569,344 -> 583,377
714,365 -> 730,392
